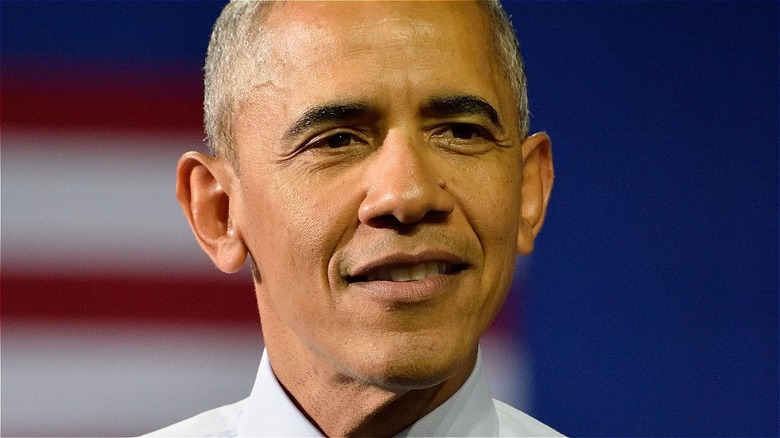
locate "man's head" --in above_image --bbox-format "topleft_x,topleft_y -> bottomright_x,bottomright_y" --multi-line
177,0 -> 552,396
203,0 -> 530,166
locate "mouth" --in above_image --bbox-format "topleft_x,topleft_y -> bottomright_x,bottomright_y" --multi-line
346,260 -> 468,283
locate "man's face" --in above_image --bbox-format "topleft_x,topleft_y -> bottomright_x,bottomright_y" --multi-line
231,1 -> 528,388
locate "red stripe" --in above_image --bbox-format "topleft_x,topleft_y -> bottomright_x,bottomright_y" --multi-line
2,60 -> 203,132
2,274 -> 259,322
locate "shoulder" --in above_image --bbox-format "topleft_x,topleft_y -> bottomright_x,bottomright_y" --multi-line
493,399 -> 565,437
143,399 -> 247,437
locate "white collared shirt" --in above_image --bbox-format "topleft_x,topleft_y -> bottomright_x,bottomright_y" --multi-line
146,349 -> 562,437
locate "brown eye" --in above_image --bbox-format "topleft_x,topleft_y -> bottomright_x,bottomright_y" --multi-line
325,132 -> 355,148
303,130 -> 367,154
449,124 -> 481,140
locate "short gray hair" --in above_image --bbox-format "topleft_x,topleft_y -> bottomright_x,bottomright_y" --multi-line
203,0 -> 529,164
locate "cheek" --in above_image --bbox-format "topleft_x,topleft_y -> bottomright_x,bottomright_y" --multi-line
241,170 -> 358,281
269,183 -> 326,271
456,160 -> 522,243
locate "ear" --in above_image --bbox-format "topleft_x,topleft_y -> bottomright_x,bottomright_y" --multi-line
517,132 -> 554,255
176,151 -> 247,273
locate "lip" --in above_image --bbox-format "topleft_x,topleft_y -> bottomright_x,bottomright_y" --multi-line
348,272 -> 463,304
345,249 -> 469,280
343,249 -> 469,304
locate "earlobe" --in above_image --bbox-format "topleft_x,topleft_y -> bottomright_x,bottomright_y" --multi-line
176,151 -> 247,273
516,133 -> 554,255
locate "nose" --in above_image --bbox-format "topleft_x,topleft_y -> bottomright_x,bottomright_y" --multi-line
358,131 -> 455,227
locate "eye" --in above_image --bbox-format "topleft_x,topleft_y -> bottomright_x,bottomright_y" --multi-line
432,123 -> 494,142
429,123 -> 498,155
324,132 -> 356,148
449,123 -> 484,140
307,131 -> 365,150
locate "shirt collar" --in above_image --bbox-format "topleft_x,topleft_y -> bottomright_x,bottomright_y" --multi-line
237,348 -> 498,437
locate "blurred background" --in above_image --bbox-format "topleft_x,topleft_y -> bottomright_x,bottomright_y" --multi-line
2,1 -> 777,436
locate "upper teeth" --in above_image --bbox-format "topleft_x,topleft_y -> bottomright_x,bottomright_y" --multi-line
366,262 -> 449,282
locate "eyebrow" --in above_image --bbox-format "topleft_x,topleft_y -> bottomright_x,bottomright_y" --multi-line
282,102 -> 373,141
421,95 -> 504,132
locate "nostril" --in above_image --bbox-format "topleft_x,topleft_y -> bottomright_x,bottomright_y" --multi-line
365,214 -> 407,230
362,210 -> 449,232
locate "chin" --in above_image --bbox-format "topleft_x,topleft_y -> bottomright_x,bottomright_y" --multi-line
347,340 -> 477,391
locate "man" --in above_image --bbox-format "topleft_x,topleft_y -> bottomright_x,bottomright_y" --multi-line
149,0 -> 557,436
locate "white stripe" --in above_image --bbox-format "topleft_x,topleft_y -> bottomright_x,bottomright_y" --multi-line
2,320 -> 264,436
3,130 -> 223,277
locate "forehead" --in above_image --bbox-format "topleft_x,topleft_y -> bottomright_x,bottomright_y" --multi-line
237,0 -> 516,138
265,1 -> 490,47
266,2 -> 493,66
